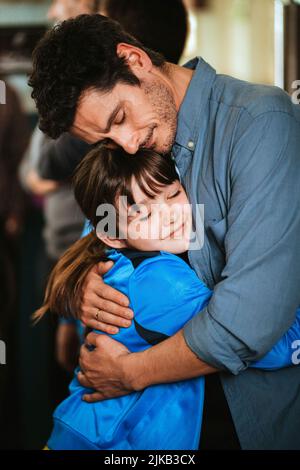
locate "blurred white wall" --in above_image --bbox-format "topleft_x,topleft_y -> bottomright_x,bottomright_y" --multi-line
182,0 -> 276,85
0,1 -> 51,26
0,0 -> 279,111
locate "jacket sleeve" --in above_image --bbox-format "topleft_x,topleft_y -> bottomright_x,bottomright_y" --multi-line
128,255 -> 212,337
184,111 -> 300,374
251,307 -> 300,370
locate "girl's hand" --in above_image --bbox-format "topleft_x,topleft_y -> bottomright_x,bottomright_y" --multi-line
80,261 -> 134,334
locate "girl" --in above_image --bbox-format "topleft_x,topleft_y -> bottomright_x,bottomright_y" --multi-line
35,146 -> 300,450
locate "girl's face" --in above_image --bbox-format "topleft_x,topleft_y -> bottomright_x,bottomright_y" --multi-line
99,177 -> 192,254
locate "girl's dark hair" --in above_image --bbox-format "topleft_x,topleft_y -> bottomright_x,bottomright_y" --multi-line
33,147 -> 178,322
29,14 -> 165,139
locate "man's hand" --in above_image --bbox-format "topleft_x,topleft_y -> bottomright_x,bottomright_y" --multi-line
80,261 -> 134,334
78,332 -> 135,402
78,330 -> 218,403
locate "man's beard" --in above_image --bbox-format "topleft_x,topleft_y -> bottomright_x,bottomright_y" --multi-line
141,78 -> 177,154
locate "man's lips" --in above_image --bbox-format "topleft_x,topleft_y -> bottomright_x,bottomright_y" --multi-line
140,128 -> 155,149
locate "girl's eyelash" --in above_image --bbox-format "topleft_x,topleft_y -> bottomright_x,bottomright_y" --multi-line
168,189 -> 181,199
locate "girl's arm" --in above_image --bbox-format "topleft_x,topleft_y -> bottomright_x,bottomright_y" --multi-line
129,255 -> 300,372
127,253 -> 212,340
250,308 -> 300,370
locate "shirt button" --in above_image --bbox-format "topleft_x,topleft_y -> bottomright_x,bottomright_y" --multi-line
187,140 -> 194,150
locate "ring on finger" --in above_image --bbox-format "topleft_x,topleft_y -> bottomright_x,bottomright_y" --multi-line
95,308 -> 101,322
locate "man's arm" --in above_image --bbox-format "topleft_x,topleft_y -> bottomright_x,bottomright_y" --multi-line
79,298 -> 300,401
78,322 -> 217,403
134,330 -> 218,387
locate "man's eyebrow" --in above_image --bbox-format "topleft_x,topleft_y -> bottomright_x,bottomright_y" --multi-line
102,103 -> 122,133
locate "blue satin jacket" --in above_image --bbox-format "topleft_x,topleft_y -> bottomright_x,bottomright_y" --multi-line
48,249 -> 300,450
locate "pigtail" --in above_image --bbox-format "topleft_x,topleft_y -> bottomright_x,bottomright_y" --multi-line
33,231 -> 106,322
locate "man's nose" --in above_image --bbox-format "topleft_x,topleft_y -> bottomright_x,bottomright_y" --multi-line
169,210 -> 178,223
117,134 -> 139,155
163,206 -> 182,230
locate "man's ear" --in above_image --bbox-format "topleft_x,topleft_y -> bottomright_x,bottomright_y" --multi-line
116,43 -> 152,73
97,232 -> 127,250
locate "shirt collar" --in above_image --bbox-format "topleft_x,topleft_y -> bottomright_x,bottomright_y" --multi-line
174,57 -> 217,151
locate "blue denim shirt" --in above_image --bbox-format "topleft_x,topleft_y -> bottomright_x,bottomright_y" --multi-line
176,58 -> 300,449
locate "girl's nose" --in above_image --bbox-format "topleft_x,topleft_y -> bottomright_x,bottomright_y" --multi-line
162,206 -> 176,226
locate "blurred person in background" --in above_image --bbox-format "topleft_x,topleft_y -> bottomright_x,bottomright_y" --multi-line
0,83 -> 30,316
19,0 -> 102,377
0,81 -> 31,448
13,0 -> 100,451
19,128 -> 85,375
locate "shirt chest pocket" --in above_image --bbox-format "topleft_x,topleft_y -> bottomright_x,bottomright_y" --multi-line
205,218 -> 227,285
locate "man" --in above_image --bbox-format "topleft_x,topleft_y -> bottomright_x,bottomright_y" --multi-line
29,15 -> 300,449
38,0 -> 188,181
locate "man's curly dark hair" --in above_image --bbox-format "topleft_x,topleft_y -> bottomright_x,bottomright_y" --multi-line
29,14 -> 165,139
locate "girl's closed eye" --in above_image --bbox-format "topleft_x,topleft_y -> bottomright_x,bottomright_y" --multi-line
168,189 -> 181,200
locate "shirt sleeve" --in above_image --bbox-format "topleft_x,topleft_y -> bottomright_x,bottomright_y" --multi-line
128,254 -> 212,337
184,110 -> 300,374
81,219 -> 92,238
